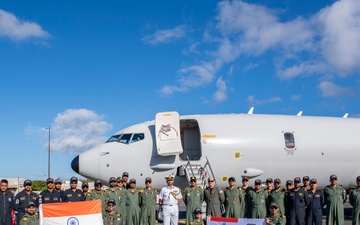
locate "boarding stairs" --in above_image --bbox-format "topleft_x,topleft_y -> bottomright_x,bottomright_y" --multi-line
183,156 -> 215,188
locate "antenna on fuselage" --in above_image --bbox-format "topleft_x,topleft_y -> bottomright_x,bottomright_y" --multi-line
343,113 -> 348,118
248,107 -> 254,114
297,111 -> 303,116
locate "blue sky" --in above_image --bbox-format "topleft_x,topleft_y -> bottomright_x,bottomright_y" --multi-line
1,0 -> 359,181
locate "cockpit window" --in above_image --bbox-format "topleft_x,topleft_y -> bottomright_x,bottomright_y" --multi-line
107,133 -> 145,144
131,133 -> 144,143
118,133 -> 132,144
106,135 -> 121,143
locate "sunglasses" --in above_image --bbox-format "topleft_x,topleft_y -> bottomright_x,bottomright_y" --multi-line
209,180 -> 214,183
191,180 -> 196,182
83,186 -> 89,188
331,178 -> 337,181
146,181 -> 151,183
270,207 -> 278,209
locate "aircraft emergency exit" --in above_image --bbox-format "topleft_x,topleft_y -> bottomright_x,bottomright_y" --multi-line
71,111 -> 360,189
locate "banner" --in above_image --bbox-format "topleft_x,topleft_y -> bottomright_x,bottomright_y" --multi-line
39,200 -> 103,225
207,216 -> 266,225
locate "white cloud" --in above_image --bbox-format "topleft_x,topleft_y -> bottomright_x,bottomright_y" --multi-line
159,60 -> 222,96
142,25 -> 186,45
212,76 -> 228,103
0,9 -> 50,41
317,0 -> 360,75
317,81 -> 353,98
27,109 -> 112,154
247,95 -> 282,106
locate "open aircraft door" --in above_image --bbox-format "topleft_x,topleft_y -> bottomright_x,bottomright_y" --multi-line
155,111 -> 183,156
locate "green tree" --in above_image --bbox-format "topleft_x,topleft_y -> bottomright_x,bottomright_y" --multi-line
32,180 -> 47,191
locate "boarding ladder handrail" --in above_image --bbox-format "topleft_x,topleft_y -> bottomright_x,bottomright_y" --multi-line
183,156 -> 215,188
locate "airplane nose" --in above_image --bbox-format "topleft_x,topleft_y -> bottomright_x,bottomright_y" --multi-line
71,155 -> 79,173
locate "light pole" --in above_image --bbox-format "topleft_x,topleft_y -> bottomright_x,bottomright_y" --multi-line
46,126 -> 53,178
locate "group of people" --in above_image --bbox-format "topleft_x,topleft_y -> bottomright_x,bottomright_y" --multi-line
192,174 -> 359,225
1,173 -> 360,225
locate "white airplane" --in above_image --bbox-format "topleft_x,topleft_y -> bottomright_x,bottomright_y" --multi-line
71,111 -> 360,190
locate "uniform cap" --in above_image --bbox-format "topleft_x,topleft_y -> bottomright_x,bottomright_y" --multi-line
190,176 -> 196,181
228,177 -> 236,182
166,175 -> 174,181
310,178 -> 317,183
242,176 -> 249,181
357,176 -> 360,181
23,179 -> 32,186
26,202 -> 36,208
286,180 -> 293,185
55,178 -> 62,184
145,177 -> 152,182
269,202 -> 279,208
294,177 -> 301,183
303,176 -> 310,181
46,178 -> 54,184
122,172 -> 129,177
274,178 -> 281,183
130,178 -> 136,183
193,208 -> 202,214
109,177 -> 116,183
254,179 -> 262,185
116,177 -> 123,182
330,174 -> 337,180
82,182 -> 89,188
207,176 -> 215,182
94,179 -> 102,185
70,176 -> 78,183
107,199 -> 116,206
266,178 -> 273,183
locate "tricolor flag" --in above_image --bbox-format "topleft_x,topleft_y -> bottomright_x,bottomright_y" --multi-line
39,200 -> 103,225
207,216 -> 266,225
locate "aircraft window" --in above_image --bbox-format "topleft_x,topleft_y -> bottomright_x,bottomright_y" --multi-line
118,133 -> 132,144
130,133 -> 144,143
106,135 -> 121,143
284,132 -> 295,149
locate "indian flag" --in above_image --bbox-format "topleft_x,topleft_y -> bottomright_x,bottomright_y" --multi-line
39,200 -> 103,225
207,216 -> 266,225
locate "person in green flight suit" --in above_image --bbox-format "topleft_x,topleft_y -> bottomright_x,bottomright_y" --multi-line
116,177 -> 128,225
224,177 -> 244,218
103,199 -> 121,225
86,180 -> 109,216
139,177 -> 157,225
190,208 -> 205,225
126,178 -> 141,225
106,177 -> 122,214
183,176 -> 204,225
265,202 -> 286,225
324,174 -> 347,225
349,176 -> 360,225
241,176 -> 253,218
248,179 -> 268,219
20,202 -> 38,225
204,176 -> 225,217
268,178 -> 286,215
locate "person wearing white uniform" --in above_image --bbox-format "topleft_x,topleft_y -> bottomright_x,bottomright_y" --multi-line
159,175 -> 183,225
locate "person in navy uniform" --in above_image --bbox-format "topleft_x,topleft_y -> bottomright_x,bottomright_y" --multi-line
306,178 -> 324,225
14,179 -> 38,225
65,176 -> 85,202
38,178 -> 63,204
285,177 -> 310,225
54,178 -> 66,202
0,179 -> 14,225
